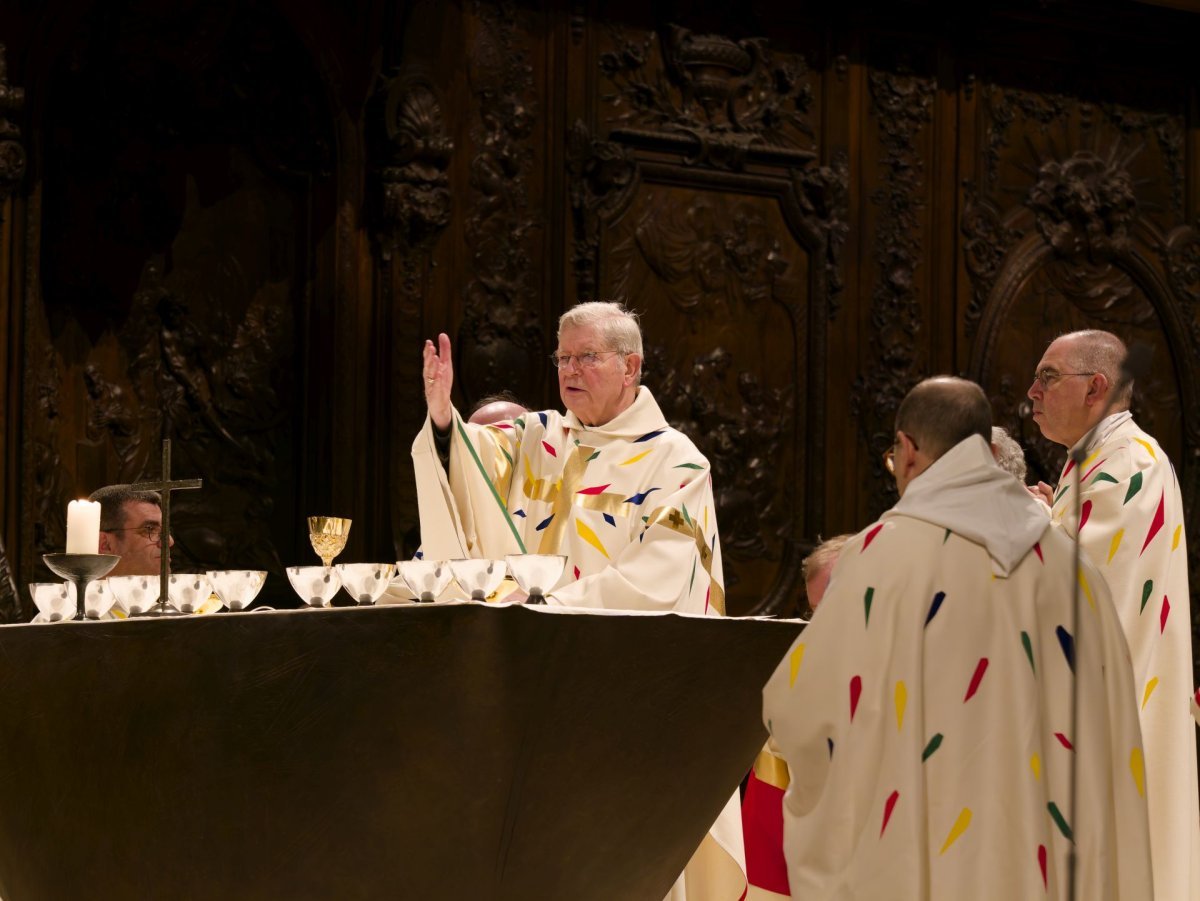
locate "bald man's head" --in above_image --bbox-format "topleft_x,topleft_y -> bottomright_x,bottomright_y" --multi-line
896,378 -> 992,461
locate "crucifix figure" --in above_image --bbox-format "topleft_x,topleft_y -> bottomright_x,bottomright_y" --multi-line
130,439 -> 201,616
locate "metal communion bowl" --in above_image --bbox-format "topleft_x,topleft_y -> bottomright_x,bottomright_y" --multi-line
503,554 -> 567,601
395,560 -> 452,603
107,575 -> 162,617
286,566 -> 342,608
335,563 -> 395,605
448,559 -> 508,601
206,570 -> 267,611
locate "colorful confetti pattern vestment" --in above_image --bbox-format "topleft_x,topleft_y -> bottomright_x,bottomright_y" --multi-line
1050,413 -> 1200,898
413,388 -> 725,615
763,513 -> 1152,900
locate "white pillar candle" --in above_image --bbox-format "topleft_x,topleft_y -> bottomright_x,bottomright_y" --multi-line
65,499 -> 102,554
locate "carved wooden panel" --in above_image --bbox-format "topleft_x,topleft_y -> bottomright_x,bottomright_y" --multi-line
17,1 -> 336,611
570,16 -> 844,616
961,57 -> 1200,668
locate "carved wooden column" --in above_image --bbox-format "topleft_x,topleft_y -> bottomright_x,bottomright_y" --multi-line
370,71 -> 453,557
0,44 -> 25,620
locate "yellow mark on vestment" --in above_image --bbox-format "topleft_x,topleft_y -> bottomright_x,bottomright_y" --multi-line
1133,437 -> 1157,461
620,449 -> 652,467
939,808 -> 972,855
1030,753 -> 1041,781
1130,747 -> 1145,796
1077,567 -> 1095,610
575,518 -> 610,559
895,681 -> 907,732
1142,677 -> 1158,710
1107,529 -> 1124,563
789,644 -> 806,687
1172,524 -> 1182,551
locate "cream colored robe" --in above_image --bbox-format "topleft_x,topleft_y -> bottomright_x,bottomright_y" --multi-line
412,386 -> 745,901
1050,411 -> 1200,899
764,437 -> 1152,899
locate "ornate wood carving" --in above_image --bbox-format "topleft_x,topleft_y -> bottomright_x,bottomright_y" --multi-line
371,72 -> 453,260
793,149 -> 849,317
0,533 -> 17,622
599,23 -> 815,170
961,182 -> 1022,337
566,119 -> 640,301
567,22 -> 841,617
370,69 -> 454,558
0,44 -> 24,214
852,65 -> 936,519
457,0 -> 544,408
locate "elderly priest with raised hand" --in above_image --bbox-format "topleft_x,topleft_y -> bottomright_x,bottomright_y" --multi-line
764,377 -> 1152,899
412,300 -> 746,901
1028,329 -> 1200,898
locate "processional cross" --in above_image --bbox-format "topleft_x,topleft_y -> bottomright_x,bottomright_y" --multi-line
131,439 -> 201,616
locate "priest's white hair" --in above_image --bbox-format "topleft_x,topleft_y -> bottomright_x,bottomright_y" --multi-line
558,301 -> 643,358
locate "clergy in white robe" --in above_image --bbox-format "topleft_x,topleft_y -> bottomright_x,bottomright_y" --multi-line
764,377 -> 1152,900
415,301 -> 745,901
1029,329 -> 1200,898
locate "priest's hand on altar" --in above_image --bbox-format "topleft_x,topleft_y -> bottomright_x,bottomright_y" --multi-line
423,332 -> 454,431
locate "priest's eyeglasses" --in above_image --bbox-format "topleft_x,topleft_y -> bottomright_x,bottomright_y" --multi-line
1032,369 -> 1094,390
104,523 -> 167,544
550,351 -> 622,370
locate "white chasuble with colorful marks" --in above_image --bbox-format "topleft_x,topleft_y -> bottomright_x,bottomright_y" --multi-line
414,387 -> 725,615
1049,411 -> 1200,899
764,471 -> 1151,899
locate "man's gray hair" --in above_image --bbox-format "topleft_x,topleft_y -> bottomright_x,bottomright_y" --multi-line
1060,329 -> 1133,407
88,484 -> 162,531
991,426 -> 1027,482
895,377 -> 992,461
558,301 -> 644,358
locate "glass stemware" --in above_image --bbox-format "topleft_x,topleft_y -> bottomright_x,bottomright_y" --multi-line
207,570 -> 267,611
504,554 -> 567,605
308,516 -> 351,567
335,563 -> 395,605
449,559 -> 508,601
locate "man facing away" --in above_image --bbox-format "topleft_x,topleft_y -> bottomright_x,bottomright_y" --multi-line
90,484 -> 171,578
764,377 -> 1152,899
1028,329 -> 1200,898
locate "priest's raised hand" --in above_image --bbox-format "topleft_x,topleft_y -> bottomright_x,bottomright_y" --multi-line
422,332 -> 454,431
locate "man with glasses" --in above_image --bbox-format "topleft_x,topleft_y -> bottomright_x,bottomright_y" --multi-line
413,300 -> 746,901
1028,329 -> 1200,898
90,484 -> 172,577
765,376 -> 1151,898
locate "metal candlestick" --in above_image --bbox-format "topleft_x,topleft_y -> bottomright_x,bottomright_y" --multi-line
42,553 -> 120,621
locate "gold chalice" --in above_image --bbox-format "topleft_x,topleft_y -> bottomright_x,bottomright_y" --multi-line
308,516 -> 352,567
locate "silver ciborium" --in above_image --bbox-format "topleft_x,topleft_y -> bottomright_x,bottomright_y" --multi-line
42,554 -> 120,622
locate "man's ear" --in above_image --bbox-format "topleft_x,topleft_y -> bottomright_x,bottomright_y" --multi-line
624,353 -> 642,385
1085,372 -> 1110,406
97,532 -> 115,555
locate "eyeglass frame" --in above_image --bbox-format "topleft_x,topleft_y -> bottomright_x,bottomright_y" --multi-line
883,430 -> 919,476
549,350 -> 625,371
102,523 -> 169,544
1030,368 -> 1095,390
